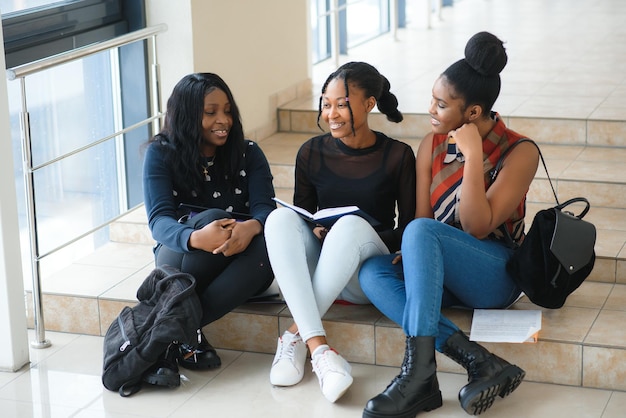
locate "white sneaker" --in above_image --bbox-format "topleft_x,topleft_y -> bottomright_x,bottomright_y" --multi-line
269,331 -> 307,386
311,346 -> 353,402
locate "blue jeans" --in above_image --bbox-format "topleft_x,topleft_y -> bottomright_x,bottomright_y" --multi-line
359,218 -> 521,351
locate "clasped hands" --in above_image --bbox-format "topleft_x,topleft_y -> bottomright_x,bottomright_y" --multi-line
189,218 -> 259,257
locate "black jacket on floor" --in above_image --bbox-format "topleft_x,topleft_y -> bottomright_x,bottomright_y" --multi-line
102,265 -> 202,396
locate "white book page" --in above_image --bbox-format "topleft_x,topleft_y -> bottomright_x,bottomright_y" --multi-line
470,309 -> 541,343
313,206 -> 359,220
273,198 -> 359,221
272,197 -> 314,218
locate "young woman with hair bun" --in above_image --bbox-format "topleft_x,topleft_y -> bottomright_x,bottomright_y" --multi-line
359,32 -> 538,417
264,61 -> 416,403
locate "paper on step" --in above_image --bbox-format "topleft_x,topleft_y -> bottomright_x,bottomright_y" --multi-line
470,309 -> 541,343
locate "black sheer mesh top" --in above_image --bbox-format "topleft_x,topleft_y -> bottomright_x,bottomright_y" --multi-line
293,131 -> 416,252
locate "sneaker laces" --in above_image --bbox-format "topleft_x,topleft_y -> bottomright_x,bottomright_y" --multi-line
312,348 -> 342,376
275,334 -> 301,363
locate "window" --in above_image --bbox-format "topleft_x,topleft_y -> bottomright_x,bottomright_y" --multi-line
1,0 -> 67,15
3,0 -> 149,276
2,0 -> 146,68
311,0 -> 391,65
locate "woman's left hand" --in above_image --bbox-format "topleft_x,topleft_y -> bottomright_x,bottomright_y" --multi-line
212,219 -> 262,256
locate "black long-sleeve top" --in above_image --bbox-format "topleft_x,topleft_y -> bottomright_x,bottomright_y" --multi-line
294,131 -> 416,252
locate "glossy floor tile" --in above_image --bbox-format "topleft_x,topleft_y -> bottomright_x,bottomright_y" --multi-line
0,331 -> 623,418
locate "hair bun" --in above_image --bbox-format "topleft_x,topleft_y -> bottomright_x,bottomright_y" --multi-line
464,31 -> 507,76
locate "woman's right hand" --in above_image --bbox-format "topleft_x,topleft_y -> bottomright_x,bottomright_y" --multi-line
188,218 -> 237,252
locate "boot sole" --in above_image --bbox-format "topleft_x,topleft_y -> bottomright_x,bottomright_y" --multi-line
142,374 -> 180,388
179,358 -> 222,370
460,365 -> 525,415
362,391 -> 443,418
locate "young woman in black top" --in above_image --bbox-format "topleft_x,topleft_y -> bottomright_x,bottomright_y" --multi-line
264,62 -> 416,402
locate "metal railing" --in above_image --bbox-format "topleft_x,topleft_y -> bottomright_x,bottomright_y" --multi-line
6,23 -> 167,348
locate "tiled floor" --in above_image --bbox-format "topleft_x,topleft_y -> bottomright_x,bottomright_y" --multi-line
7,0 -> 626,417
0,330 -> 624,418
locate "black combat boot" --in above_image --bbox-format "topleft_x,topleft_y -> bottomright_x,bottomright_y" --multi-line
179,329 -> 221,370
142,342 -> 181,388
442,330 -> 525,415
363,336 -> 442,418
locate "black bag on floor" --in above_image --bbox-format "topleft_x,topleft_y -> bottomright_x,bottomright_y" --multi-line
492,139 -> 597,309
102,265 -> 202,396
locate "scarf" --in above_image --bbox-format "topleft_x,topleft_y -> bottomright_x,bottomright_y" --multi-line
430,113 -> 527,243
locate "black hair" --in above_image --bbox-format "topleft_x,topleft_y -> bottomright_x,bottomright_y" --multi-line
441,31 -> 508,114
148,72 -> 245,198
316,61 -> 403,135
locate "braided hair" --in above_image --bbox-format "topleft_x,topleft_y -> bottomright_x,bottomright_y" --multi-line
442,32 -> 508,115
148,73 -> 246,199
316,61 -> 403,135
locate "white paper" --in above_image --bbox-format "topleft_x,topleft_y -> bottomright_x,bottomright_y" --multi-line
470,309 -> 541,343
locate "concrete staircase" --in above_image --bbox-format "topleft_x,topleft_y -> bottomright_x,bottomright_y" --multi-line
27,99 -> 626,393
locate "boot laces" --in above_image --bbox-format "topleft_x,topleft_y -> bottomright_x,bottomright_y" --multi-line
388,346 -> 417,393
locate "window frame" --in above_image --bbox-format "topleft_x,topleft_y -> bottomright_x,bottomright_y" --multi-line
3,0 -> 149,207
2,0 -> 145,68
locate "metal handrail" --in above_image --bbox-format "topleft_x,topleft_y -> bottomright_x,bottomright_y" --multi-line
7,24 -> 167,349
7,24 -> 167,80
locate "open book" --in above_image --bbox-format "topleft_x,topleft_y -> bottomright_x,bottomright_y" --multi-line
273,197 -> 380,228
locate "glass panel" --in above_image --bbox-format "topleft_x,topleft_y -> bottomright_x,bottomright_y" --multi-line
31,139 -> 119,254
311,0 -> 331,64
310,0 -> 390,64
20,54 -> 117,167
7,51 -> 120,276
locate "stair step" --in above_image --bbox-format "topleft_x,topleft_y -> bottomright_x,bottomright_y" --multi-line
28,101 -> 626,393
111,130 -> 626,285
256,130 -> 626,281
278,97 -> 626,148
263,132 -> 626,209
25,236 -> 626,392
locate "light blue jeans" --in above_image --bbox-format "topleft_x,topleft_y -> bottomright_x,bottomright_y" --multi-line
265,207 -> 389,342
359,218 -> 521,351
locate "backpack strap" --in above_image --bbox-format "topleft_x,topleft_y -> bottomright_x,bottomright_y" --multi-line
490,138 -> 558,205
490,138 -> 554,249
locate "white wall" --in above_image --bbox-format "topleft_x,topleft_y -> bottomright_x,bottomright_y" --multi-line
146,0 -> 311,140
0,11 -> 30,372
